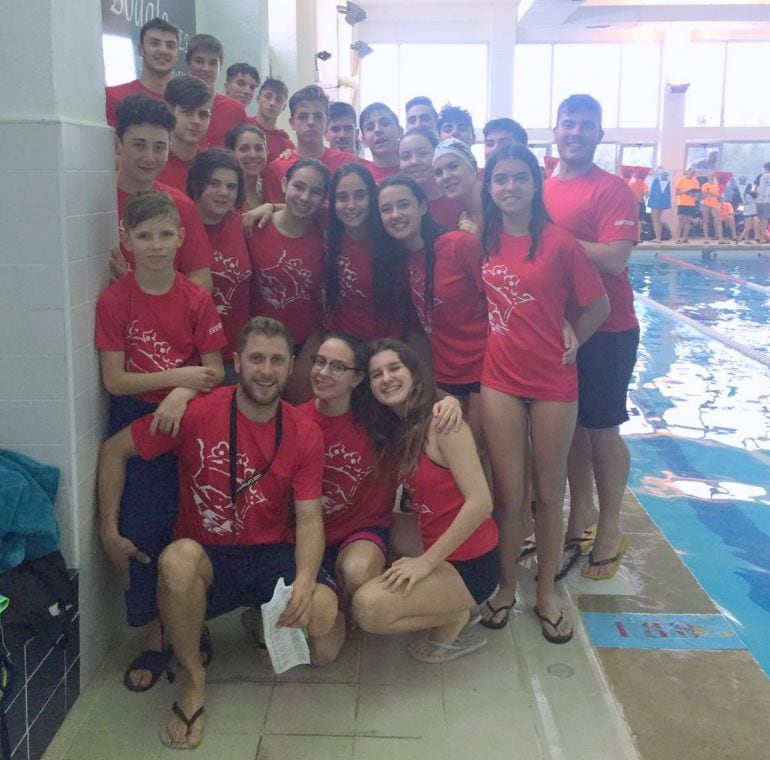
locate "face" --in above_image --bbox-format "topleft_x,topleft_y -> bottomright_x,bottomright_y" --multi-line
290,101 -> 327,147
123,214 -> 183,270
281,166 -> 327,219
325,117 -> 357,154
310,338 -> 362,402
433,153 -> 476,200
139,30 -> 179,77
235,333 -> 293,407
334,172 -> 370,232
398,133 -> 434,185
225,73 -> 259,106
257,88 -> 286,120
361,109 -> 401,160
118,124 -> 169,185
553,109 -> 603,166
405,105 -> 438,136
197,168 -> 239,223
440,120 -> 475,146
378,184 -> 426,249
171,102 -> 212,146
234,131 -> 267,178
369,349 -> 413,408
187,50 -> 221,88
489,158 -> 535,219
484,130 -> 516,161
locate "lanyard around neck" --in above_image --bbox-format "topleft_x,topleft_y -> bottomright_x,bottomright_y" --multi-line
229,388 -> 283,510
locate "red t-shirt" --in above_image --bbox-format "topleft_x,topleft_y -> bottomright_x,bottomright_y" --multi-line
262,148 -> 359,204
205,211 -> 253,361
544,165 -> 638,333
156,149 -> 195,193
248,219 -> 325,344
131,391 -> 325,545
366,163 -> 400,185
295,401 -> 396,545
105,79 -> 163,128
248,119 -> 296,163
326,235 -> 408,341
408,231 -> 487,385
405,451 -> 498,562
481,225 -> 606,402
428,196 -> 463,229
117,182 -> 214,275
201,93 -> 248,149
95,272 -> 227,403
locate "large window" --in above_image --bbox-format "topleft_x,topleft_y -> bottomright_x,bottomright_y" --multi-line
360,43 -> 488,138
512,44 -> 552,129
684,43 -> 726,127
724,43 -> 770,127
619,44 -> 661,129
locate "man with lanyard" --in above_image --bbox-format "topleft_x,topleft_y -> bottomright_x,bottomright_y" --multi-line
97,316 -> 343,749
543,94 -> 639,582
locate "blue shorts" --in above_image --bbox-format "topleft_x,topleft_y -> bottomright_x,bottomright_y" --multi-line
450,547 -> 500,605
322,525 -> 389,576
109,395 -> 179,627
203,543 -> 336,620
437,381 -> 481,398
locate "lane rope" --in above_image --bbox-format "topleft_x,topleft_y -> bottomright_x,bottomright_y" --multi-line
656,254 -> 770,296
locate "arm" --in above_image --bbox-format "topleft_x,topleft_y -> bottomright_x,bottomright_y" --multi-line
571,294 -> 610,346
97,427 -> 149,575
186,268 -> 213,293
100,351 -> 219,397
279,497 -> 325,628
576,239 -> 634,277
242,202 -> 284,234
381,423 -> 491,595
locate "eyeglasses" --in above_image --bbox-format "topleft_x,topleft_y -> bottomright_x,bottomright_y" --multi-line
310,355 -> 357,377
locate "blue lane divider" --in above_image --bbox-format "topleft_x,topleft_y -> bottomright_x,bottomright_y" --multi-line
582,612 -> 746,651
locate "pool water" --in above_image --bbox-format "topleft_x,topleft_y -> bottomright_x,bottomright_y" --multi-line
624,253 -> 770,676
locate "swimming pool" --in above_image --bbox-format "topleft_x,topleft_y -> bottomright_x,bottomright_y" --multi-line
625,251 -> 770,677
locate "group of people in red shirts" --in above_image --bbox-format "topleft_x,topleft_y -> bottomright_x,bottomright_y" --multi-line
97,16 -> 640,750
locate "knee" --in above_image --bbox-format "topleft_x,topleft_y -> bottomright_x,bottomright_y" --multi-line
351,582 -> 391,633
308,583 -> 339,638
338,553 -> 383,595
157,538 -> 204,589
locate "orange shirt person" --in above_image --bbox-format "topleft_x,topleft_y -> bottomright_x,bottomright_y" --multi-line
674,168 -> 700,242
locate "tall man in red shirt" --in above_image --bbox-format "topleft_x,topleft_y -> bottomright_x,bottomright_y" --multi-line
360,102 -> 403,183
113,95 -> 213,291
157,76 -> 213,192
250,78 -> 296,162
543,94 -> 639,581
261,85 -> 358,203
186,34 -> 248,148
98,317 -> 344,750
105,17 -> 180,128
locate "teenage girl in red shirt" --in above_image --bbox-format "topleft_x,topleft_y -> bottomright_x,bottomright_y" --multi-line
478,145 -> 609,642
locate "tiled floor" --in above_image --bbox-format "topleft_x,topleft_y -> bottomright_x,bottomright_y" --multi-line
41,491 -> 770,759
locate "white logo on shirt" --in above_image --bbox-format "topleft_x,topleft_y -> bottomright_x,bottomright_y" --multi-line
481,263 -> 535,335
614,220 -> 635,227
212,248 -> 252,316
338,255 -> 367,300
258,250 -> 313,309
408,263 -> 445,334
321,441 -> 374,516
126,321 -> 182,372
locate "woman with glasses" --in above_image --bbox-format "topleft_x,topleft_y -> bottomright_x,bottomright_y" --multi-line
296,333 -> 461,618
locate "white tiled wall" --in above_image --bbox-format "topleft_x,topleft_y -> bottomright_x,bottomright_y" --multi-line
0,118 -> 122,686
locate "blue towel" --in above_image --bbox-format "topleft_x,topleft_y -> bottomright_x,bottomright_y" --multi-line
0,450 -> 60,573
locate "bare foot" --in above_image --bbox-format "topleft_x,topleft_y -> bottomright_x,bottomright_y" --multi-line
162,674 -> 205,748
534,603 -> 573,644
480,587 -> 516,627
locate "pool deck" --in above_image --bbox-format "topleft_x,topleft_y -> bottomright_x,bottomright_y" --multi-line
636,238 -> 770,253
41,490 -> 770,760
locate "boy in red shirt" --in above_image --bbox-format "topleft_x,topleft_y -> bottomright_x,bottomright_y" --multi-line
97,317 -> 343,749
95,191 -> 226,695
261,85 -> 358,203
185,34 -> 248,148
405,96 -> 439,137
113,95 -> 214,291
157,75 -> 213,192
325,101 -> 359,156
224,62 -> 260,109
250,78 -> 296,162
360,102 -> 403,183
105,17 -> 179,128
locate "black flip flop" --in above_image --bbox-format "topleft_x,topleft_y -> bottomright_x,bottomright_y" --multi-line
534,606 -> 573,644
554,540 -> 582,581
160,701 -> 205,749
479,598 -> 516,630
123,648 -> 174,692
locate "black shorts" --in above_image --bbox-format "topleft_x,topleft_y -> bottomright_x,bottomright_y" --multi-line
677,205 -> 696,217
203,543 -> 336,620
437,380 -> 481,398
577,327 -> 640,430
450,547 -> 499,604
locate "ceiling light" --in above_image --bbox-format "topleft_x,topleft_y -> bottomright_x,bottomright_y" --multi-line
337,2 -> 367,26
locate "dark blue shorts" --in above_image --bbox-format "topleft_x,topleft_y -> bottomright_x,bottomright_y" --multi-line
109,395 -> 179,627
203,543 -> 336,620
450,547 -> 500,604
437,380 -> 481,398
576,327 -> 640,430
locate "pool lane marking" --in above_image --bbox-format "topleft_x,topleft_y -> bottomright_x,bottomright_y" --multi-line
634,291 -> 770,368
656,254 -> 770,296
582,612 -> 746,651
